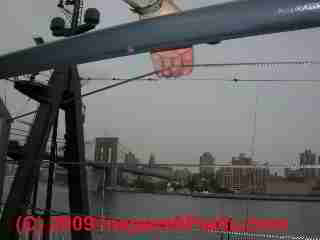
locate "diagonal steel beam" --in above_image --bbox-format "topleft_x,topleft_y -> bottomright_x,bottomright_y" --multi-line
64,65 -> 92,240
1,0 -> 320,79
0,67 -> 69,239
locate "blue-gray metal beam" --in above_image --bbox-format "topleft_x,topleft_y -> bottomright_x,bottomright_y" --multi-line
1,0 -> 320,79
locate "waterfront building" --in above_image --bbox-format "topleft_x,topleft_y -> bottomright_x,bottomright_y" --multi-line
265,176 -> 319,194
125,152 -> 139,166
149,153 -> 156,167
217,153 -> 269,193
299,149 -> 317,178
199,152 -> 215,176
174,168 -> 191,186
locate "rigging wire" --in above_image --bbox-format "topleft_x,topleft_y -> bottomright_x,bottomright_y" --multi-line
80,70 -> 158,98
6,59 -> 320,122
82,60 -> 320,81
183,61 -> 320,68
13,98 -> 32,120
80,78 -> 320,82
8,78 -> 320,122
83,77 -> 231,81
83,77 -> 320,83
8,70 -> 158,122
3,60 -> 320,83
2,58 -> 320,237
10,110 -> 38,122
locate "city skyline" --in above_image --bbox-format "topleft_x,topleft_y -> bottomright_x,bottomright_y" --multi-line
85,138 -> 320,179
2,0 -> 320,167
87,138 -> 320,166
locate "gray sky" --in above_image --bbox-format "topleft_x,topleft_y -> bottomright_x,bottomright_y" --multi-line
1,0 -> 320,167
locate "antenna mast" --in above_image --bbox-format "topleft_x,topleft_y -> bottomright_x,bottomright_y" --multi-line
250,93 -> 258,159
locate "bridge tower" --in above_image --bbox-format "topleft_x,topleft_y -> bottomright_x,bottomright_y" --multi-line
94,137 -> 119,187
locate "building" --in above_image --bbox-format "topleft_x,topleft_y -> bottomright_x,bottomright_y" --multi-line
149,153 -> 156,167
152,166 -> 174,177
300,149 -> 317,178
124,152 -> 139,166
199,152 -> 215,176
94,138 -> 118,162
285,168 -> 304,178
174,168 -> 191,186
216,167 -> 232,190
122,152 -> 140,184
145,154 -> 173,178
217,153 -> 270,193
300,149 -> 316,165
265,176 -> 317,195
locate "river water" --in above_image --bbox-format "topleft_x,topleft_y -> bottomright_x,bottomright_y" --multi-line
3,178 -> 320,240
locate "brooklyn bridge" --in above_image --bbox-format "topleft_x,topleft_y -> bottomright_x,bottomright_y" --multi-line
5,137 -> 174,191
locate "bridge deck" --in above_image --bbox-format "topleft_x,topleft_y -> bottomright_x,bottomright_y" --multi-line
7,143 -> 172,180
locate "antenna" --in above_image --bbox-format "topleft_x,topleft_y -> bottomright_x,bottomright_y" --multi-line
250,93 -> 258,159
50,0 -> 100,37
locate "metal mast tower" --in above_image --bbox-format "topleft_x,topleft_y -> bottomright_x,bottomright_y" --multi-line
0,1 -> 100,240
250,94 -> 258,160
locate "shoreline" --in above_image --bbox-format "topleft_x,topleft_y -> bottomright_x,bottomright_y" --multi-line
105,189 -> 320,202
33,176 -> 320,202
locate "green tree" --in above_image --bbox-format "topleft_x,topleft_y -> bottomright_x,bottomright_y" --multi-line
133,176 -> 144,188
143,181 -> 155,193
132,176 -> 156,193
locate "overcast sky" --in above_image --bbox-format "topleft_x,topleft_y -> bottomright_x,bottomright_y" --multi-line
1,0 -> 320,167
